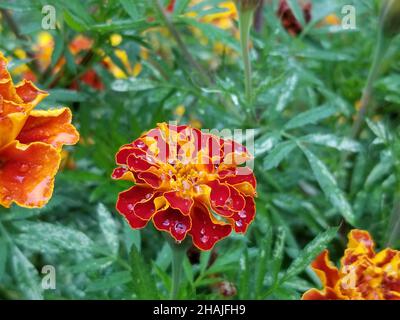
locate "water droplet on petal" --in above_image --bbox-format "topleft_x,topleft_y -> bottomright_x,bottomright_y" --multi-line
127,204 -> 135,212
145,193 -> 152,200
174,222 -> 187,234
163,219 -> 170,227
238,210 -> 247,219
235,220 -> 243,227
200,235 -> 209,244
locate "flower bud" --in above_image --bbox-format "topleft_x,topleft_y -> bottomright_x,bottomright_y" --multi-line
380,0 -> 400,37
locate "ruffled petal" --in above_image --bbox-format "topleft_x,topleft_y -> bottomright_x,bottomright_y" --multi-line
0,112 -> 27,149
164,191 -> 194,215
15,80 -> 48,106
302,287 -> 341,300
230,195 -> 255,233
153,207 -> 191,241
189,203 -> 231,250
0,141 -> 61,208
311,250 -> 340,289
116,186 -> 155,228
111,167 -> 135,181
16,108 -> 79,150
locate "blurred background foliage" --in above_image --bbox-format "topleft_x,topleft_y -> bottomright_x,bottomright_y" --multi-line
0,0 -> 399,300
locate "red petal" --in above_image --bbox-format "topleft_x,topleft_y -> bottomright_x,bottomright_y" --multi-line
189,204 -> 231,251
116,186 -> 154,228
164,191 -> 194,215
115,146 -> 146,165
219,167 -> 256,189
127,153 -> 157,172
231,196 -> 255,233
137,171 -> 162,188
153,207 -> 191,241
209,180 -> 230,207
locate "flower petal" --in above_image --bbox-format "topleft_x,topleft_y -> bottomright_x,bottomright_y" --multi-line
15,80 -> 48,106
116,185 -> 155,228
164,191 -> 194,215
230,195 -> 255,233
311,250 -> 340,289
153,207 -> 191,241
0,141 -> 61,208
17,108 -> 79,150
189,203 -> 231,251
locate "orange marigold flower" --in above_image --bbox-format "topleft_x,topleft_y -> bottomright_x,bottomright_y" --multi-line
277,0 -> 312,36
112,123 -> 257,251
303,229 -> 400,300
0,52 -> 79,208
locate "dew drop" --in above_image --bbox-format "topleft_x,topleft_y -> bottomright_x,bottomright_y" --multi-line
145,193 -> 152,200
235,220 -> 243,227
127,204 -> 134,212
200,228 -> 206,235
200,235 -> 209,244
238,210 -> 247,219
163,219 -> 170,227
174,222 -> 187,234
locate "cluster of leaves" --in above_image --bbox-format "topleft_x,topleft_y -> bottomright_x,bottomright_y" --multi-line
0,0 -> 399,300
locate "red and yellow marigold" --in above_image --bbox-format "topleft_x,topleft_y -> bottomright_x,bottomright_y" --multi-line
112,123 -> 257,250
303,229 -> 400,300
0,52 -> 79,208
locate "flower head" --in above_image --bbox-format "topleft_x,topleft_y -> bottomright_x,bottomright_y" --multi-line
0,52 -> 79,208
303,229 -> 400,300
112,123 -> 257,250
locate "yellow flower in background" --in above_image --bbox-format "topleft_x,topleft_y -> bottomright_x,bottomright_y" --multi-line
303,230 -> 400,300
324,14 -> 341,26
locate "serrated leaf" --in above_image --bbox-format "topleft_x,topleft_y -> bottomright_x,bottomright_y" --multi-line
300,145 -> 355,224
300,133 -> 361,152
13,222 -> 93,254
11,246 -> 43,300
130,245 -> 159,299
97,204 -> 119,256
271,227 -> 286,281
283,227 -> 338,281
284,105 -> 336,130
264,141 -> 296,170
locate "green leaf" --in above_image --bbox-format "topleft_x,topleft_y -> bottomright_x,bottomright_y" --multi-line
119,0 -> 140,20
112,78 -> 158,92
130,245 -> 159,299
0,238 -> 7,281
97,204 -> 119,256
284,105 -> 336,130
13,221 -> 93,254
11,246 -> 43,300
86,271 -> 132,292
300,145 -> 355,224
271,227 -> 286,282
283,227 -> 338,281
300,134 -> 362,152
263,141 -> 296,170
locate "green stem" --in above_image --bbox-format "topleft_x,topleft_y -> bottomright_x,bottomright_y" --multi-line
238,8 -> 254,106
351,33 -> 388,139
165,237 -> 190,300
152,0 -> 211,86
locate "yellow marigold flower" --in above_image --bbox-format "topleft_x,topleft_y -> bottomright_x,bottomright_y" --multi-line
324,14 -> 341,26
104,49 -> 144,79
174,105 -> 186,117
303,229 -> 400,300
0,52 -> 79,208
110,33 -> 123,47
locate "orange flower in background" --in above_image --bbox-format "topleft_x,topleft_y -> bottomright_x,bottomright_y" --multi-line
277,0 -> 312,36
303,229 -> 400,300
0,52 -> 79,208
112,123 -> 257,250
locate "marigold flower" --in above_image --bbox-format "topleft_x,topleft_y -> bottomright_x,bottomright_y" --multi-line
0,52 -> 79,208
303,229 -> 400,300
112,123 -> 257,250
277,0 -> 312,36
